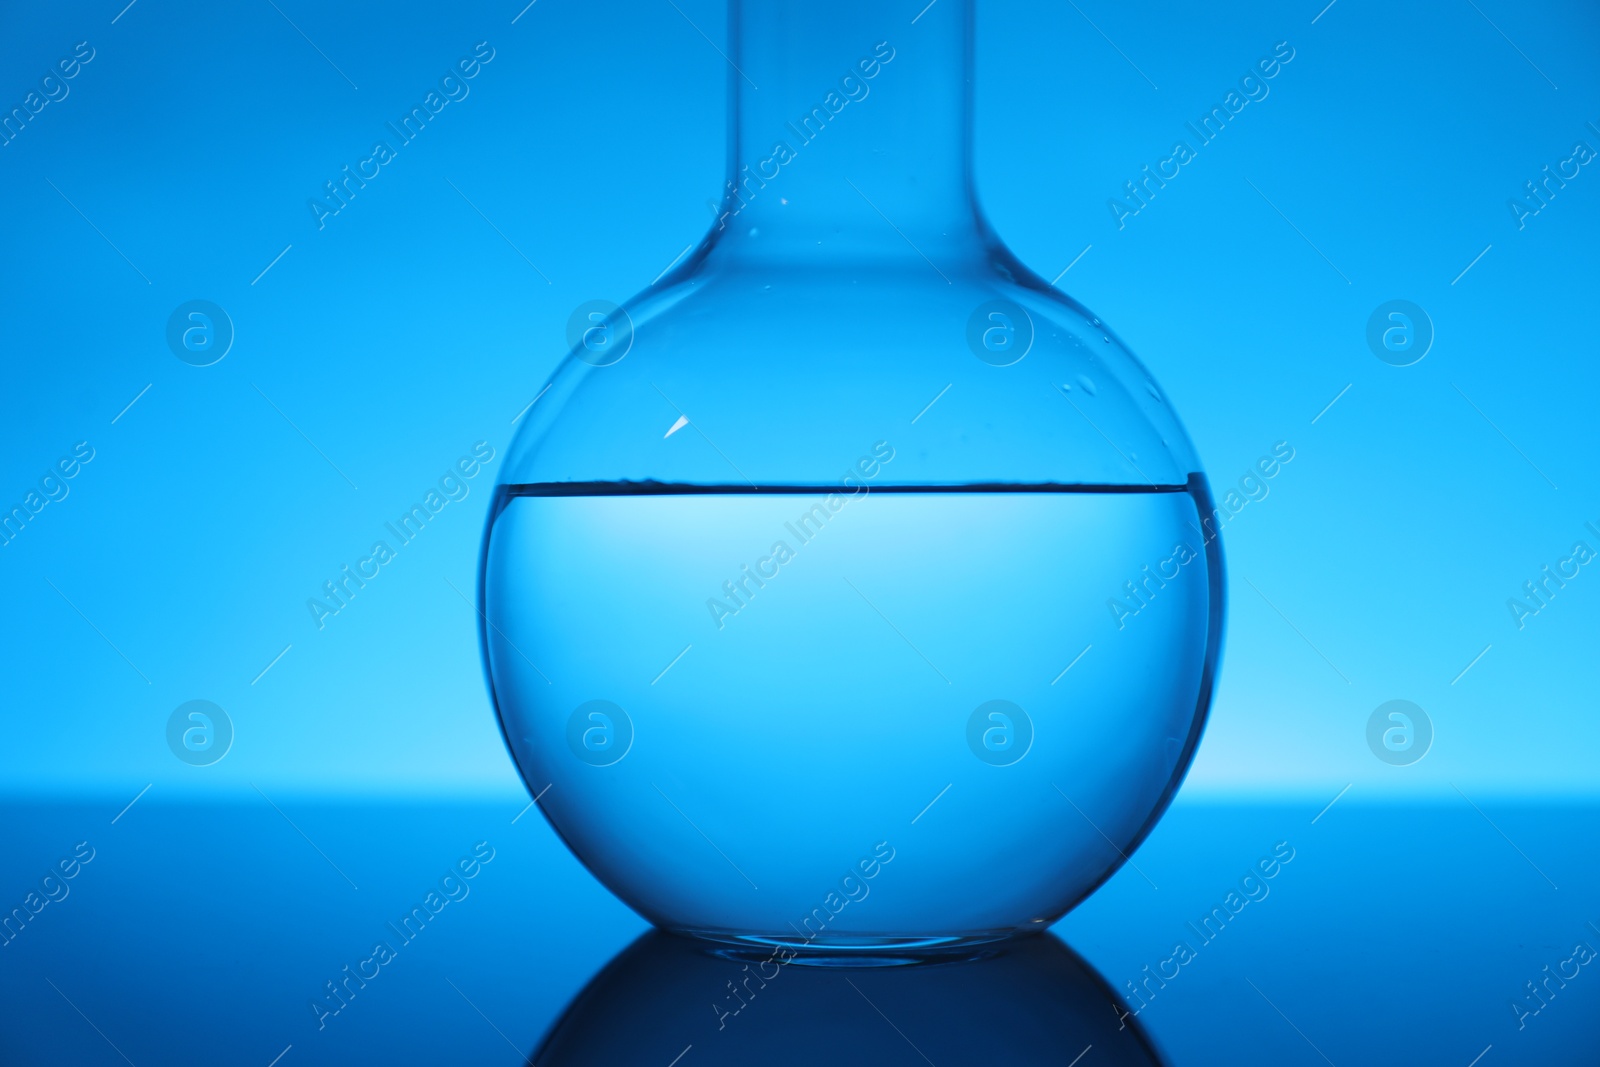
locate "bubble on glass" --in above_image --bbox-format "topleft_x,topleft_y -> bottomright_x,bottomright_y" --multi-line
567,300 -> 635,367
966,700 -> 1034,766
966,300 -> 1033,366
166,300 -> 234,366
166,699 -> 234,766
1365,699 -> 1432,766
1365,300 -> 1432,367
567,700 -> 634,766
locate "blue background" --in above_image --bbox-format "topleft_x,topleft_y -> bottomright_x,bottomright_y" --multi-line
4,0 -> 1596,803
1,0 -> 1597,1062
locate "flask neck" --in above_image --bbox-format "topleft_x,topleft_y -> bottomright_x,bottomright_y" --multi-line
707,0 -> 980,267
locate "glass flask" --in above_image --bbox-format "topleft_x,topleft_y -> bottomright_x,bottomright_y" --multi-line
533,931 -> 1167,1065
480,0 -> 1223,955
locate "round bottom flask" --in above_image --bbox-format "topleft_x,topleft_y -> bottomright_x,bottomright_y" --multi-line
480,0 -> 1223,955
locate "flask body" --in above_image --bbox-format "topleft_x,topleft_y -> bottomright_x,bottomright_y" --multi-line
479,0 -> 1224,953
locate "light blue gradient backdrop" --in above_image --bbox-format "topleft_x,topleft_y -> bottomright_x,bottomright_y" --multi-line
1,0 -> 1596,800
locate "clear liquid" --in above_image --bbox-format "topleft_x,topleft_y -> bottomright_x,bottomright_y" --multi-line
482,481 -> 1221,949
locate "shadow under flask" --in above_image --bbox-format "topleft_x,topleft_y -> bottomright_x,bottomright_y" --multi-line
480,0 -> 1224,956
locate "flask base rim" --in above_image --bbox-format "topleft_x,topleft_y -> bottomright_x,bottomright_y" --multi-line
666,926 -> 1035,967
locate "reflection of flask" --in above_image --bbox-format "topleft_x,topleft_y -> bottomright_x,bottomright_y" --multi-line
533,932 -> 1167,1066
480,0 -> 1223,954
